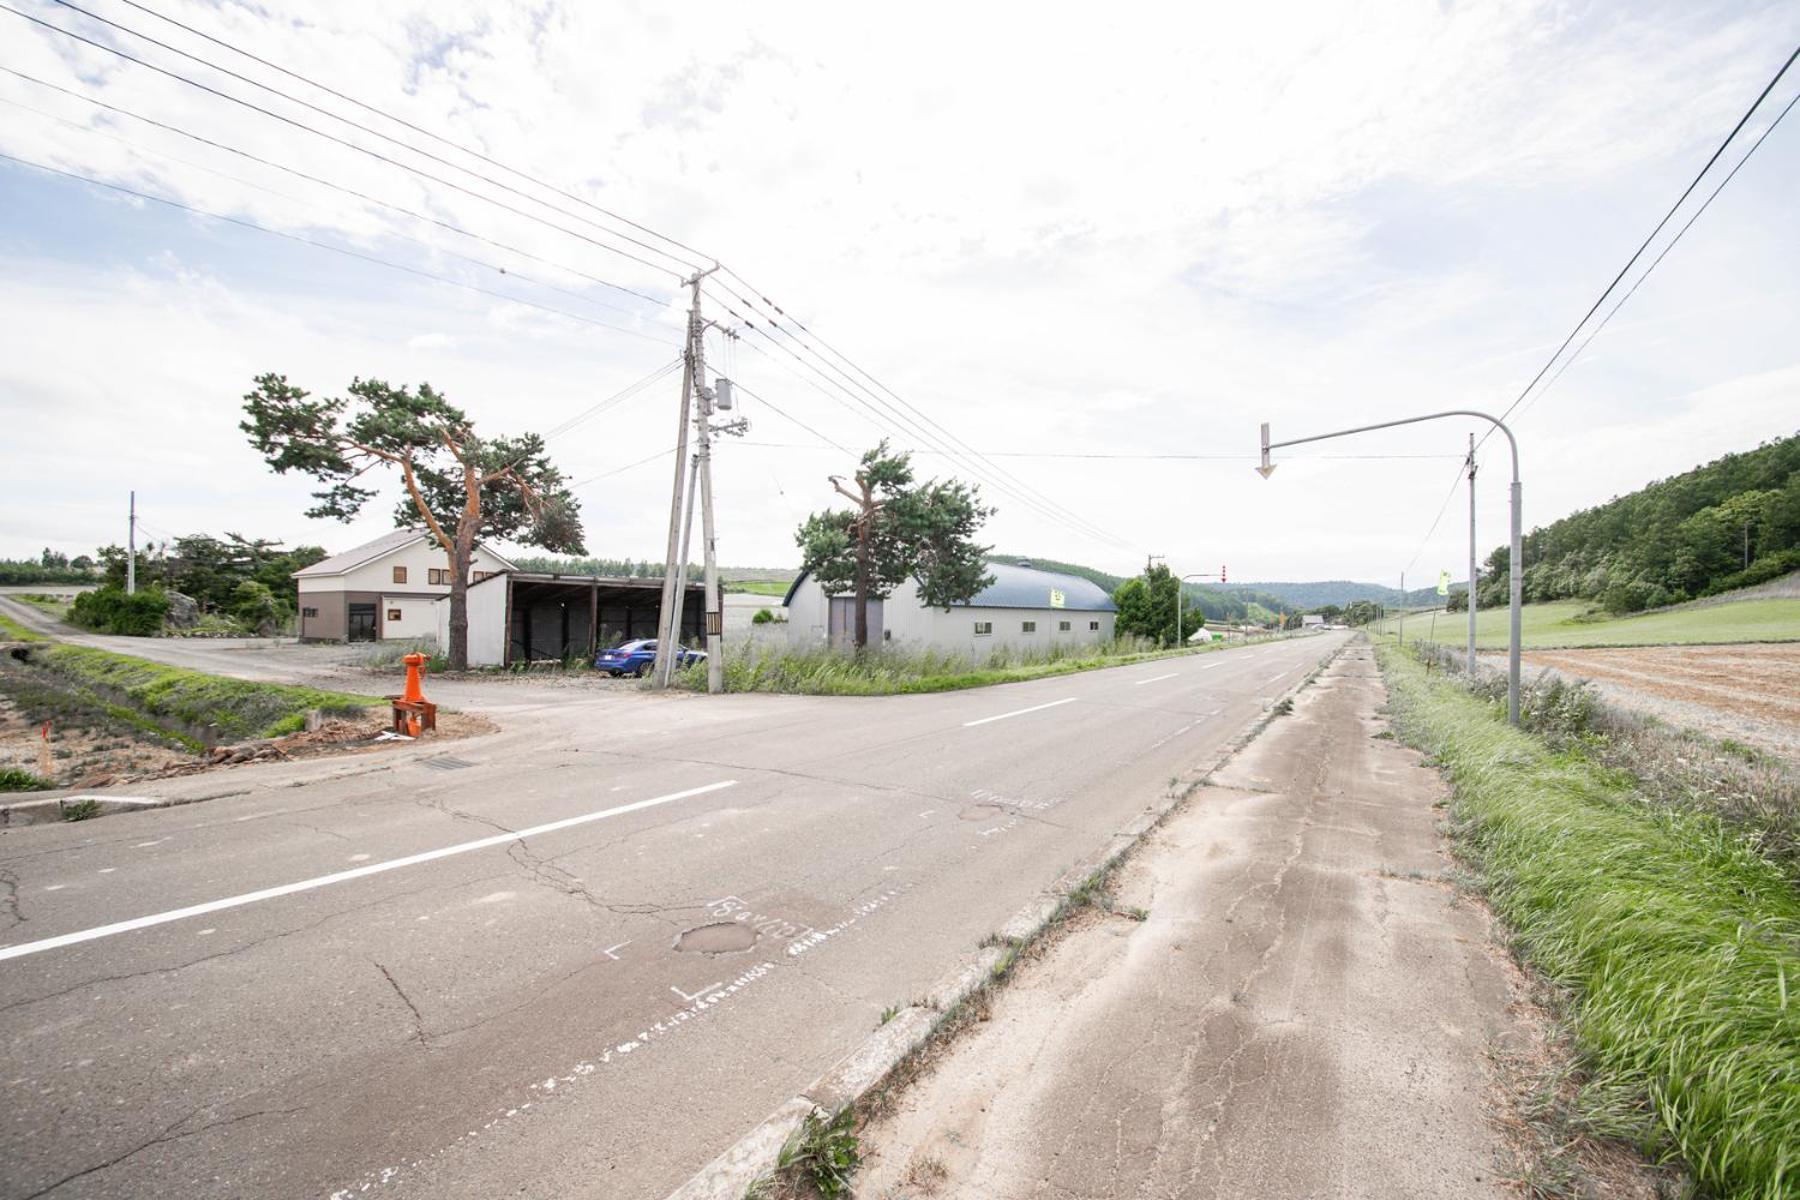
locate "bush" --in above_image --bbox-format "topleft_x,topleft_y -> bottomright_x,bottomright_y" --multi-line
1699,548 -> 1800,597
68,586 -> 170,636
751,607 -> 775,625
0,767 -> 55,792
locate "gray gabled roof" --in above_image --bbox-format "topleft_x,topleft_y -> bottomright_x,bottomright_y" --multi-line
783,562 -> 1117,612
293,528 -> 516,578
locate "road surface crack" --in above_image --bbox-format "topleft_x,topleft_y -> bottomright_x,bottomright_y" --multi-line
0,867 -> 23,932
375,959 -> 432,1048
19,1103 -> 307,1199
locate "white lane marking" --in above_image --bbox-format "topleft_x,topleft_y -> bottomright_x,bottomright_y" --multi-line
43,884 -> 66,892
1133,673 -> 1178,686
962,697 -> 1077,728
1199,662 -> 1222,671
671,980 -> 722,1004
134,839 -> 169,849
600,941 -> 631,961
97,868 -> 115,875
0,780 -> 738,963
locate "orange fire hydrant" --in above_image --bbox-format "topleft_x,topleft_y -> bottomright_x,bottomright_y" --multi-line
391,652 -> 437,737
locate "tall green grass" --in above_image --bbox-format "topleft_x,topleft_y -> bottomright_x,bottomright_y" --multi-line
28,644 -> 379,742
1379,645 -> 1800,1196
675,634 -> 1266,695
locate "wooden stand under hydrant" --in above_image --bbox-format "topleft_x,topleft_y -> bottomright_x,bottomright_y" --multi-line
388,652 -> 437,737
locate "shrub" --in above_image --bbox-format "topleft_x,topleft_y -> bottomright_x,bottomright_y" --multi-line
751,607 -> 775,625
68,586 -> 170,635
0,767 -> 55,792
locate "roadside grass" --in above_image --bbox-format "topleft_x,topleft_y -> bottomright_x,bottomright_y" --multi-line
24,644 -> 380,743
674,634 -> 1278,696
0,767 -> 55,792
1397,597 -> 1800,649
1378,643 -> 1800,1197
0,612 -> 45,642
726,580 -> 792,597
14,593 -> 70,620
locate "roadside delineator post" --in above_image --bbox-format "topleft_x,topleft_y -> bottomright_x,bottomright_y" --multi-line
389,652 -> 437,737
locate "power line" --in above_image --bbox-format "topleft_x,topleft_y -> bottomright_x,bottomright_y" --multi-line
107,0 -> 716,273
730,382 -> 854,455
1,70 -> 676,325
1484,41 -> 1800,444
3,3 -> 685,293
0,150 -> 681,346
41,0 -> 704,279
541,359 -> 684,444
1512,84 -> 1800,427
736,442 -> 1465,461
567,447 -> 676,490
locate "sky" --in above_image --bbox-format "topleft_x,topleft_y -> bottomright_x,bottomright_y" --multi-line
1,0 -> 1797,584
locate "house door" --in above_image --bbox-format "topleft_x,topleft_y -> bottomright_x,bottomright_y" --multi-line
827,596 -> 882,649
346,603 -> 377,642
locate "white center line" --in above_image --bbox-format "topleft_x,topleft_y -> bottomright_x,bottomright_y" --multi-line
0,780 -> 738,963
962,697 -> 1077,728
1199,662 -> 1222,671
1133,673 -> 1178,686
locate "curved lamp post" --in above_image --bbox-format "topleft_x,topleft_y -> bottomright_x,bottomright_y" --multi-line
1258,412 -> 1523,725
1175,571 -> 1223,650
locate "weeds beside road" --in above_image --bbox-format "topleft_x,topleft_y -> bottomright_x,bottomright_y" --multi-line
674,634 -> 1285,695
1379,644 -> 1800,1198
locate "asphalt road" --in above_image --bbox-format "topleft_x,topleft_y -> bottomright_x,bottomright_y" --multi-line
0,628 -> 1348,1199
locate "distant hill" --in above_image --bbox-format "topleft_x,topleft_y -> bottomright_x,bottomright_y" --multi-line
1225,580 -> 1457,610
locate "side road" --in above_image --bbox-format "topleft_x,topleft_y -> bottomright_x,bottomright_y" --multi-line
859,643 -> 1528,1198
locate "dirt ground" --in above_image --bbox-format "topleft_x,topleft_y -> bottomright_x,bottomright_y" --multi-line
855,646 -> 1662,1199
1521,643 -> 1800,760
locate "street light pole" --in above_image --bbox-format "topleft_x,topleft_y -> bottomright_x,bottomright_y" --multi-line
1259,410 -> 1524,725
1466,432 -> 1478,677
1176,570 -> 1223,649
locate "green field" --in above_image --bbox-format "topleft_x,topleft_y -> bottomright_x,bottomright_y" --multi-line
724,580 -> 792,597
1381,598 -> 1800,649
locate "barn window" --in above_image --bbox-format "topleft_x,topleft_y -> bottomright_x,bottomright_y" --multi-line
301,606 -> 318,618
392,566 -> 407,584
1021,621 -> 1036,633
1058,620 -> 1071,632
974,621 -> 993,636
428,568 -> 447,585
1090,621 -> 1100,631
387,608 -> 403,621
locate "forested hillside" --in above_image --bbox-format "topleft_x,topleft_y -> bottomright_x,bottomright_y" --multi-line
1225,580 -> 1451,610
1474,432 -> 1800,613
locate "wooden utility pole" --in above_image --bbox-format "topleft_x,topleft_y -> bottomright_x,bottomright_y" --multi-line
652,266 -> 716,689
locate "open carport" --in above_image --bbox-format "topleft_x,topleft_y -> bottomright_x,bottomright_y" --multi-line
449,572 -> 705,667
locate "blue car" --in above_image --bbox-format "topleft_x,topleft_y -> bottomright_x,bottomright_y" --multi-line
594,638 -> 706,677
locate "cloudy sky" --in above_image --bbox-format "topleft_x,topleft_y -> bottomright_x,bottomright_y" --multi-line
2,0 -> 1797,584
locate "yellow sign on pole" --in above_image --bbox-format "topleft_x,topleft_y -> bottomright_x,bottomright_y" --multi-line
1437,570 -> 1450,596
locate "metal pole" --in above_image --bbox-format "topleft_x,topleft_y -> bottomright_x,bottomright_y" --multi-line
1466,433 -> 1477,676
696,372 -> 724,696
1398,570 -> 1405,646
126,490 -> 136,595
1260,408 -> 1523,724
669,452 -> 699,666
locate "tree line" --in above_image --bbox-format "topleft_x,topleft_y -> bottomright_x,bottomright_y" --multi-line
1474,432 -> 1800,613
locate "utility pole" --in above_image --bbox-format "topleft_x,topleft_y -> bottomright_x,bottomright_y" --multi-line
668,451 -> 700,662
1397,569 -> 1405,646
1466,433 -> 1478,676
652,266 -> 718,689
127,490 -> 137,595
695,366 -> 724,695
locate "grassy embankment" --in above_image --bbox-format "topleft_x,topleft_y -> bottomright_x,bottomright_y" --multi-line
12,644 -> 379,748
677,633 -> 1280,695
0,612 -> 45,642
1378,644 -> 1799,1196
724,580 -> 793,598
1379,596 -> 1800,649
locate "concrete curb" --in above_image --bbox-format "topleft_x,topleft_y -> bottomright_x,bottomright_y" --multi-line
661,642 -> 1348,1200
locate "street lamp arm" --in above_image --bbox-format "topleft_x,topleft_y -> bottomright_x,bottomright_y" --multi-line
1268,409 -> 1518,483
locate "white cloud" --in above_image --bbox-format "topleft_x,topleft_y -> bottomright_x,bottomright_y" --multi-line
1,0 -> 1797,580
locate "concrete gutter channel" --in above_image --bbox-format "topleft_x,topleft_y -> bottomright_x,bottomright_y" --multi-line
663,641 -> 1348,1200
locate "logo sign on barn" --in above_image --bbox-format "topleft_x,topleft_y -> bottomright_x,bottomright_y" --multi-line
1049,588 -> 1066,608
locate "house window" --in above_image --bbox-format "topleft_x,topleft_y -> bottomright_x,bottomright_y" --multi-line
387,608 -> 403,621
1089,621 -> 1100,631
473,570 -> 492,582
428,568 -> 448,585
1059,620 -> 1071,632
1021,621 -> 1036,633
301,606 -> 318,618
392,566 -> 408,584
974,621 -> 993,636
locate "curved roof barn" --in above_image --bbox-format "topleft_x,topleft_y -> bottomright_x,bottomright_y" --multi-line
784,561 -> 1117,612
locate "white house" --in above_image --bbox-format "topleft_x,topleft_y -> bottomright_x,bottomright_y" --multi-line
783,560 -> 1117,657
293,529 -> 514,642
